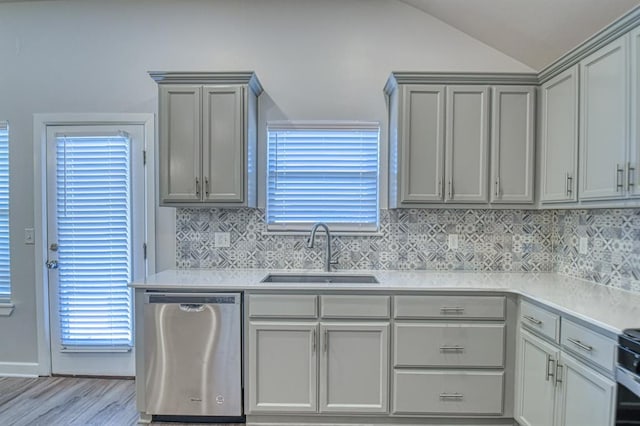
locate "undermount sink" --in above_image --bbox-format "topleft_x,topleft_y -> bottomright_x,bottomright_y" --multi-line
261,273 -> 379,284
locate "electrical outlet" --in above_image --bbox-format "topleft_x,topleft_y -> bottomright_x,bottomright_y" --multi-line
24,228 -> 35,245
579,237 -> 588,255
214,232 -> 230,248
448,234 -> 459,250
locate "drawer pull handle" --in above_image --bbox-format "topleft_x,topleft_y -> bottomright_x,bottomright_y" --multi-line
546,355 -> 555,382
439,393 -> 463,400
440,345 -> 465,352
440,306 -> 464,314
523,315 -> 543,325
567,337 -> 593,352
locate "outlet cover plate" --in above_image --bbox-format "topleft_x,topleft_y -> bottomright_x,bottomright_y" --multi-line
579,237 -> 588,255
448,234 -> 459,250
215,232 -> 230,248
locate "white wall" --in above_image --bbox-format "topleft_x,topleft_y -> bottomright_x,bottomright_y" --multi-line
0,0 -> 532,370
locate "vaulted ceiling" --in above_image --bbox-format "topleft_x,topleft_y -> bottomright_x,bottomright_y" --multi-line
400,0 -> 640,70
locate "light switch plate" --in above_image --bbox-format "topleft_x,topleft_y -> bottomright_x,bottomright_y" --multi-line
24,228 -> 35,245
448,234 -> 459,250
214,232 -> 230,248
579,237 -> 588,255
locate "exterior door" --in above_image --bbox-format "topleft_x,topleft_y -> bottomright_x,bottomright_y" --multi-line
46,124 -> 146,376
319,322 -> 389,413
248,321 -> 318,413
516,330 -> 559,426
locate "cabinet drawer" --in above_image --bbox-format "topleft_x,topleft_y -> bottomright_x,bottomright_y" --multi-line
393,370 -> 504,415
394,323 -> 505,367
561,319 -> 616,373
520,300 -> 560,342
394,295 -> 505,319
321,295 -> 390,318
248,294 -> 317,318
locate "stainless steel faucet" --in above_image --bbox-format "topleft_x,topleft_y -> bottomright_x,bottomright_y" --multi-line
307,222 -> 338,272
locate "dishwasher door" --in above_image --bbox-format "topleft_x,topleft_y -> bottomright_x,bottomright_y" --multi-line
144,293 -> 242,416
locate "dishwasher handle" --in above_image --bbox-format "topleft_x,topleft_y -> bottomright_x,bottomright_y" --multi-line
146,293 -> 240,305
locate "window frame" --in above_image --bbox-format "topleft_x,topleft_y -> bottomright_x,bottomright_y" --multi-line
265,121 -> 380,234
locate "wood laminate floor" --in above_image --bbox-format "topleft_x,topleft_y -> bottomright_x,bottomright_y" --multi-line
0,376 -> 244,426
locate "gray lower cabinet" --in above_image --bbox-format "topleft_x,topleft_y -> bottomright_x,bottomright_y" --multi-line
516,308 -> 616,426
319,322 -> 389,413
246,294 -> 390,416
248,321 -> 318,413
151,72 -> 262,207
540,66 -> 579,203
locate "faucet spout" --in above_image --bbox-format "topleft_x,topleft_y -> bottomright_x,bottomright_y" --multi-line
307,222 -> 338,272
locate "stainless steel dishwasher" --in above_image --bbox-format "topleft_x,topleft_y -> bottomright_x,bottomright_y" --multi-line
144,292 -> 242,417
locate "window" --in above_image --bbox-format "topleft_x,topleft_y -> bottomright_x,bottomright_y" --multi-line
0,122 -> 9,301
267,123 -> 379,232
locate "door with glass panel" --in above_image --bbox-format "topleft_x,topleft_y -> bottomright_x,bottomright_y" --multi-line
45,125 -> 146,376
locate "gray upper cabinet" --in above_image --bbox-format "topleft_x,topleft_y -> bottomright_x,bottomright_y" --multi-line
386,73 -> 537,208
579,36 -> 629,201
397,85 -> 445,203
446,86 -> 490,203
491,86 -> 535,203
631,26 -> 640,197
540,66 -> 579,203
151,72 -> 262,207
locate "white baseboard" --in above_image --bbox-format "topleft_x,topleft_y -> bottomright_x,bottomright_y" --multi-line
0,361 -> 40,377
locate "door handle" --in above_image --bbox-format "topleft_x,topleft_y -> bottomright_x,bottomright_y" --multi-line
45,260 -> 59,269
628,163 -> 635,192
546,355 -> 555,382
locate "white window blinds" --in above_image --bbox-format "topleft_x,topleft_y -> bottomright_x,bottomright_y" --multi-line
267,124 -> 379,231
56,134 -> 132,348
0,122 -> 9,300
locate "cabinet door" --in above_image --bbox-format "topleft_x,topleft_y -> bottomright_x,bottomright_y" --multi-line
399,85 -> 445,203
540,66 -> 579,203
516,330 -> 558,426
445,86 -> 490,203
631,27 -> 640,197
248,322 -> 318,413
319,322 -> 389,413
202,85 -> 244,203
579,36 -> 629,200
555,353 -> 616,426
491,86 -> 535,203
159,85 -> 202,203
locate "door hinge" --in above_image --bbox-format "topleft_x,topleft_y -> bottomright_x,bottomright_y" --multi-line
143,150 -> 147,165
143,243 -> 147,260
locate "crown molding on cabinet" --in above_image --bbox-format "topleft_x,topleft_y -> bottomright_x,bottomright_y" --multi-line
148,71 -> 263,95
384,72 -> 538,94
538,5 -> 640,84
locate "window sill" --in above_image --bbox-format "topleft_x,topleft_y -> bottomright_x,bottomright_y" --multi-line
0,302 -> 15,317
262,231 -> 383,237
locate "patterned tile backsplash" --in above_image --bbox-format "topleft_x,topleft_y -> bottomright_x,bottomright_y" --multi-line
176,208 -> 554,272
553,209 -> 640,293
176,207 -> 640,293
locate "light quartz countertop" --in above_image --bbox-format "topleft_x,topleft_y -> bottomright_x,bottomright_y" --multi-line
131,269 -> 640,336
